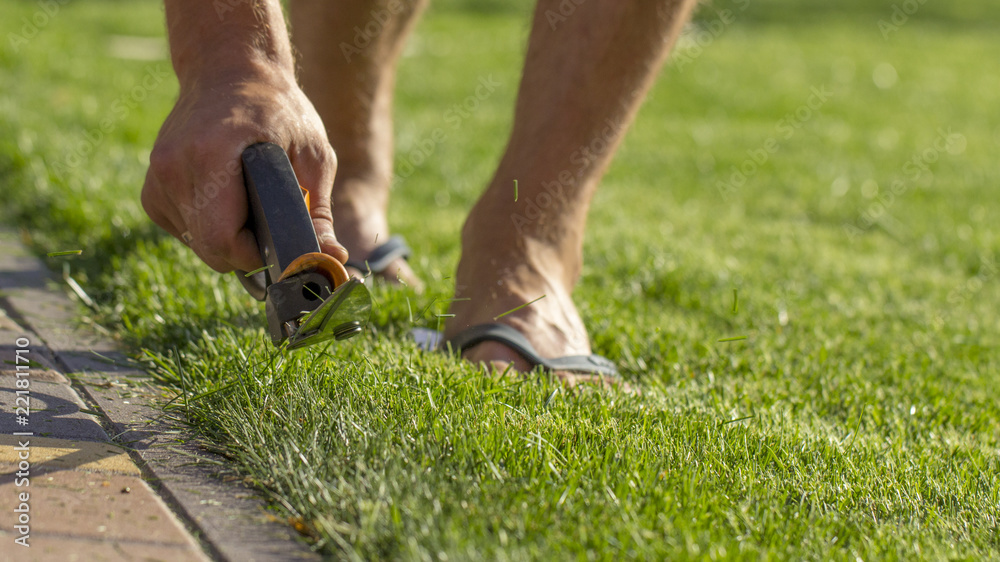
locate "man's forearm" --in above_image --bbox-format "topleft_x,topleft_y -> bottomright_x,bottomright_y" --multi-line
164,0 -> 295,88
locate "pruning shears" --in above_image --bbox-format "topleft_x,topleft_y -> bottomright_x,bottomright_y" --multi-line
235,142 -> 371,349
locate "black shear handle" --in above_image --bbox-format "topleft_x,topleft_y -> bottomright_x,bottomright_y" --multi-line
235,143 -> 321,301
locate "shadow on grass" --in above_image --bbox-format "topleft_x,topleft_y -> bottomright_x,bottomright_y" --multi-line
15,219 -> 263,353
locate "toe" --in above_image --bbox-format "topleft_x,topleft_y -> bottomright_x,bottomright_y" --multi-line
461,341 -> 534,373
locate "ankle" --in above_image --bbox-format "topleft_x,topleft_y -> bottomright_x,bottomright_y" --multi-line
460,200 -> 584,289
329,177 -> 390,254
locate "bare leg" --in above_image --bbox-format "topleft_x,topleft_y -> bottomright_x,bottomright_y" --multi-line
445,0 -> 698,382
289,0 -> 428,288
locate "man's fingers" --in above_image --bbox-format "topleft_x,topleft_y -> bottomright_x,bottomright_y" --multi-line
289,142 -> 348,264
145,127 -> 338,275
226,227 -> 265,273
181,227 -> 261,274
141,169 -> 188,243
185,158 -> 265,273
314,218 -> 349,265
309,199 -> 348,265
143,163 -> 242,271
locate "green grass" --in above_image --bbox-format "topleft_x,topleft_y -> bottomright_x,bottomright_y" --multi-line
2,0 -> 999,559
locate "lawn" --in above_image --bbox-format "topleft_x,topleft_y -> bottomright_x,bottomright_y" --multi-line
2,0 -> 999,559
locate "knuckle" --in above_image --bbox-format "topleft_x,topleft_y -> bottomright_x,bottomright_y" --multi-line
322,143 -> 338,172
189,133 -> 219,158
198,233 -> 237,264
147,143 -> 180,181
188,135 -> 224,169
139,181 -> 158,215
311,205 -> 334,223
305,141 -> 337,173
196,249 -> 233,274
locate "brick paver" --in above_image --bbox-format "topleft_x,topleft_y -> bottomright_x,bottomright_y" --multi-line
0,461 -> 207,558
0,236 -> 210,561
0,228 -> 317,561
0,347 -> 209,561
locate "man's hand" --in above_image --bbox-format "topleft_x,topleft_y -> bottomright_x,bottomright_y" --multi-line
142,0 -> 347,273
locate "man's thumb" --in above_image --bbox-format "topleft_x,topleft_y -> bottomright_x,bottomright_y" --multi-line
314,220 -> 349,265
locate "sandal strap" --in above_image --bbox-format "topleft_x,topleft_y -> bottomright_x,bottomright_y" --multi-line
345,235 -> 412,274
443,323 -> 619,377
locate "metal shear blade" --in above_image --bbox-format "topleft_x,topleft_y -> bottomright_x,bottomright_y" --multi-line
286,278 -> 371,349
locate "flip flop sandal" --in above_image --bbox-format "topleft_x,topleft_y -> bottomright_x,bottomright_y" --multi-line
345,235 -> 413,279
412,323 -> 619,378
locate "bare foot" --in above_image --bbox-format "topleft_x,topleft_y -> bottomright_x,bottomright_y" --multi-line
429,0 -> 694,394
443,237 -> 618,389
289,0 -> 428,291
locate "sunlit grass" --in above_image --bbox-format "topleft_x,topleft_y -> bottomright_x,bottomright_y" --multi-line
1,0 -> 998,559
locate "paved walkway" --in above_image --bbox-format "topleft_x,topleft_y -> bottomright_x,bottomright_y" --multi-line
0,230 -> 318,561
